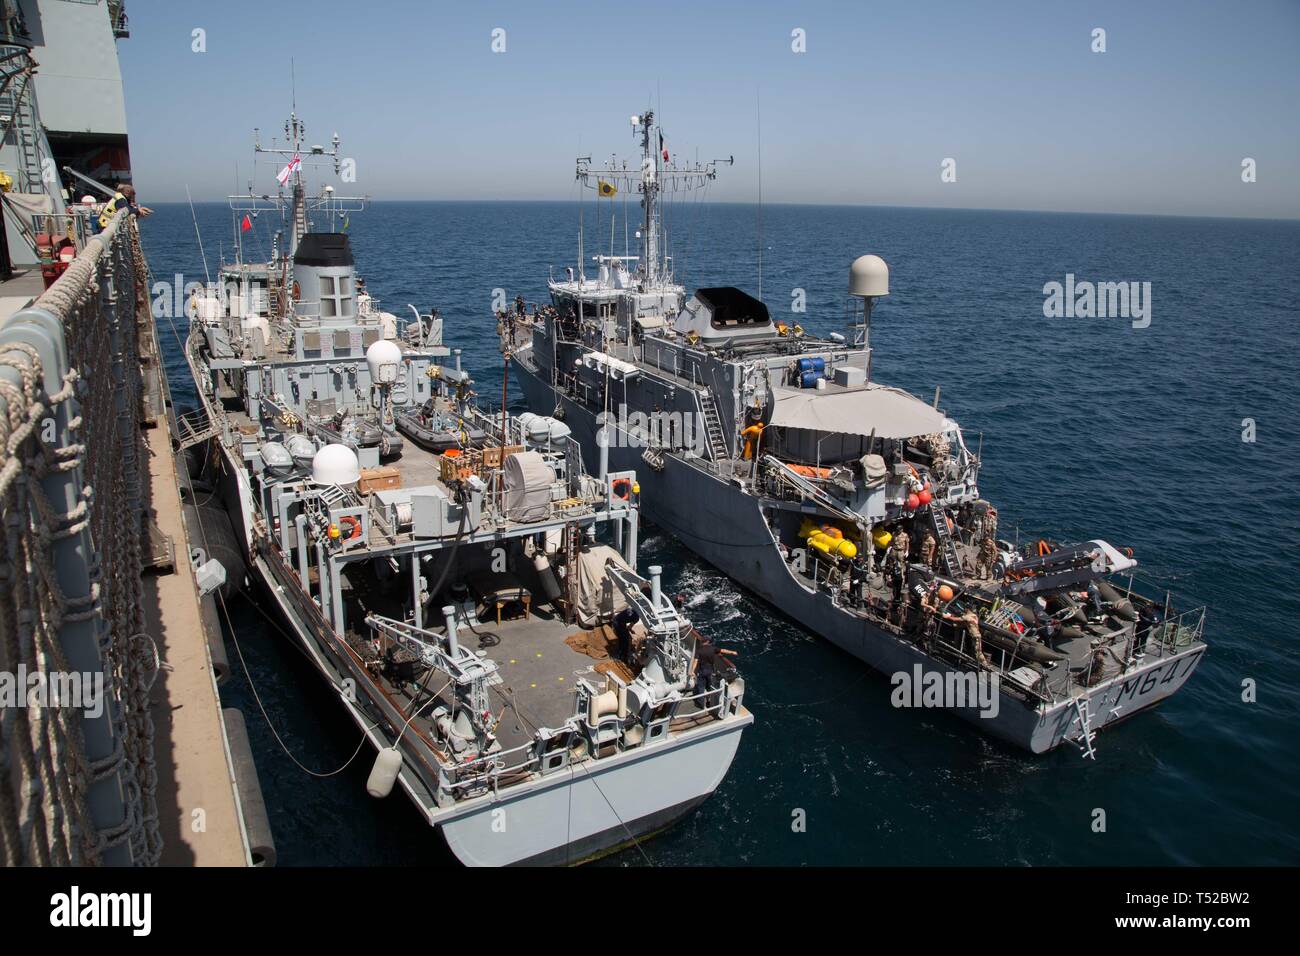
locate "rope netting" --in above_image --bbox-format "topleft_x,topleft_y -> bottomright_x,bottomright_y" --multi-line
0,212 -> 161,865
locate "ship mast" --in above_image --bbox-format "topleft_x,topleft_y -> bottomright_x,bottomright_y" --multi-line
248,111 -> 348,259
574,111 -> 732,292
639,112 -> 661,286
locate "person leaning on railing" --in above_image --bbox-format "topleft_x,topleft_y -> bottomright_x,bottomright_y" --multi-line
97,184 -> 152,231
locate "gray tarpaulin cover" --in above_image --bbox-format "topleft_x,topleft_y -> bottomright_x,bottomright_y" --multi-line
860,453 -> 888,487
769,383 -> 949,439
4,193 -> 55,217
573,544 -> 633,627
503,451 -> 553,522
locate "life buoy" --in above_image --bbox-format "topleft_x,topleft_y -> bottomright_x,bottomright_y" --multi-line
338,515 -> 362,541
612,478 -> 632,501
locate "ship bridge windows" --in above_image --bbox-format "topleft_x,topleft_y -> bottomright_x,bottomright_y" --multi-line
320,274 -> 354,319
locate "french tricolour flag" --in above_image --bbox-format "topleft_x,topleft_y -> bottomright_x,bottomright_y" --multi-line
276,154 -> 301,186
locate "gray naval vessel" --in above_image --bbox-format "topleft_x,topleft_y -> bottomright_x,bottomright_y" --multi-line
182,113 -> 750,865
503,110 -> 1206,757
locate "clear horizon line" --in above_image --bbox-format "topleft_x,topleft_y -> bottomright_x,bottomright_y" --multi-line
147,196 -> 1300,224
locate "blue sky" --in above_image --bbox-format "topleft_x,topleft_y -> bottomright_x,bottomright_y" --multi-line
120,0 -> 1300,218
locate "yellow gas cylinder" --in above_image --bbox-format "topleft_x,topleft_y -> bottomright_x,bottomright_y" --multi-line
871,527 -> 893,550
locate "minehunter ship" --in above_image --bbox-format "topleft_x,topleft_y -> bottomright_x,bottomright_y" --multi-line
503,110 -> 1206,756
182,113 -> 750,865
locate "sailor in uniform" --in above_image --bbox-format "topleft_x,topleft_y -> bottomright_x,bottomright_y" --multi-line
976,535 -> 998,580
943,608 -> 991,669
919,531 -> 937,570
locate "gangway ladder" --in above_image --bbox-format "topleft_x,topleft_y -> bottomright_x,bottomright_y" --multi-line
562,518 -> 580,623
316,482 -> 353,511
0,59 -> 44,193
177,407 -> 220,450
1067,695 -> 1098,760
927,502 -> 966,578
697,391 -> 729,462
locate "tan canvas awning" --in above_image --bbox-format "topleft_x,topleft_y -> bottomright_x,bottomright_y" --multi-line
768,383 -> 949,439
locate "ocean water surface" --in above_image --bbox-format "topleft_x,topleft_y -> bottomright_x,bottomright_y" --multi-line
141,201 -> 1300,866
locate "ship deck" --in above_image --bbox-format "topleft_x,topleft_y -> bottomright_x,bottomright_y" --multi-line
372,609 -> 704,757
143,420 -> 250,865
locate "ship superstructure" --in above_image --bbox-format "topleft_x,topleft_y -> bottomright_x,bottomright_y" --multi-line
546,110 -> 729,330
184,114 -> 750,864
504,111 -> 1206,757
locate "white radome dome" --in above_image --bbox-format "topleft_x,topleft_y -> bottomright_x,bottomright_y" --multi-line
311,443 -> 361,487
366,339 -> 403,383
849,254 -> 890,298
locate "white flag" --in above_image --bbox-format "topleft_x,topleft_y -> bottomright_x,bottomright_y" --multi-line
276,154 -> 301,185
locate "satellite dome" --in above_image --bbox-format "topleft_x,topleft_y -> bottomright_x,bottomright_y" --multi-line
366,339 -> 403,384
849,254 -> 890,298
311,443 -> 360,487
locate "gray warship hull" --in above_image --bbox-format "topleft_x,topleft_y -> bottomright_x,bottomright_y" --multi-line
190,356 -> 750,866
514,359 -> 1204,754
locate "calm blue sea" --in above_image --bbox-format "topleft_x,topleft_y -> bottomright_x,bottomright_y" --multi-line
141,201 -> 1300,866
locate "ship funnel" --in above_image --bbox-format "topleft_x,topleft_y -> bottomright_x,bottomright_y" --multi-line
849,255 -> 890,298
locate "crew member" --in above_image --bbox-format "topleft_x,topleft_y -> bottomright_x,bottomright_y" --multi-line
912,582 -> 940,648
97,184 -> 151,230
611,605 -> 639,663
918,530 -> 937,570
848,554 -> 868,608
906,571 -> 934,635
976,535 -> 998,580
890,528 -> 910,568
943,608 -> 991,669
887,558 -> 905,626
691,637 -> 738,698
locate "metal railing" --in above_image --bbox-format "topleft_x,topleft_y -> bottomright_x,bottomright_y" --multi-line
441,679 -> 739,798
0,211 -> 161,865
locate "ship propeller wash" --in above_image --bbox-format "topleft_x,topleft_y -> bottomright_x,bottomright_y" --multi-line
502,109 -> 1206,757
183,112 -> 750,865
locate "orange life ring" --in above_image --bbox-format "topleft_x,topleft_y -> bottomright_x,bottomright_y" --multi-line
612,478 -> 632,501
338,515 -> 362,541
